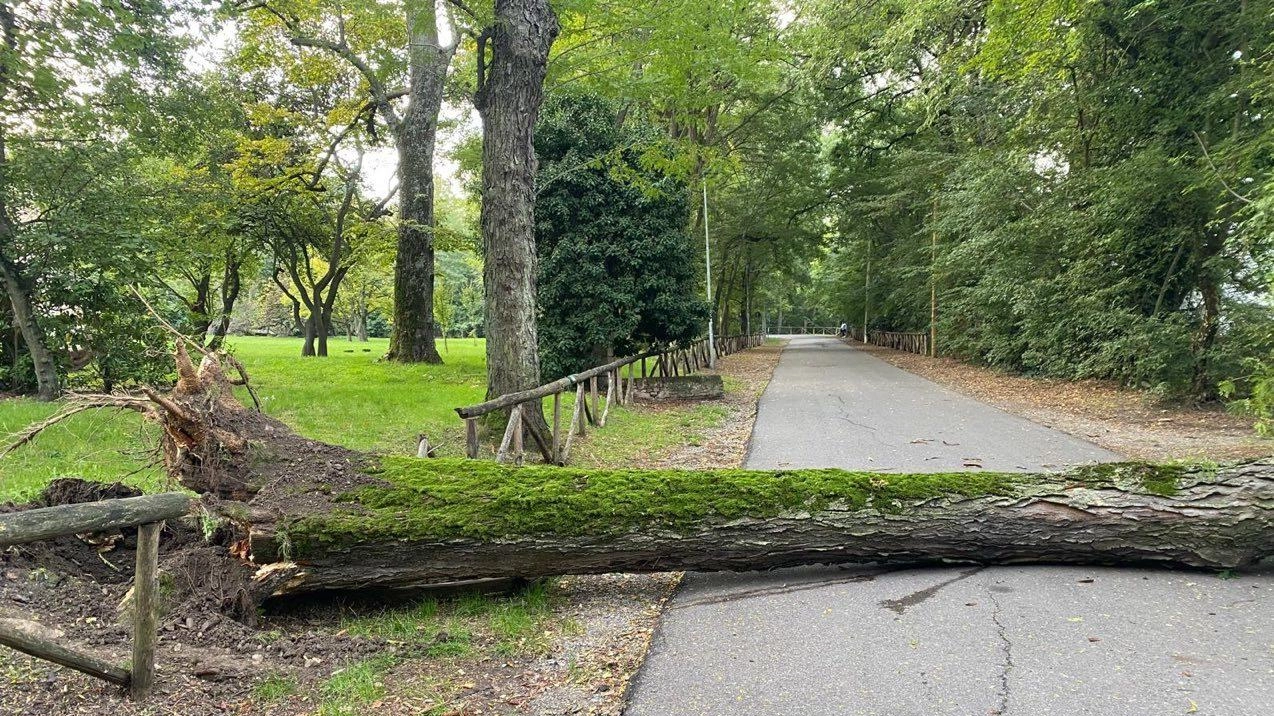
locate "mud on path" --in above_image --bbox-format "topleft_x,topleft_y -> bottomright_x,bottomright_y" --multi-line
857,342 -> 1271,461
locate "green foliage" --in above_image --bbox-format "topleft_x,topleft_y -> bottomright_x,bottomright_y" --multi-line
1221,359 -> 1274,437
534,92 -> 708,377
0,0 -> 211,394
807,0 -> 1273,403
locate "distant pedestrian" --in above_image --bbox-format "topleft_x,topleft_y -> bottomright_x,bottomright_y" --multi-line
838,321 -> 849,337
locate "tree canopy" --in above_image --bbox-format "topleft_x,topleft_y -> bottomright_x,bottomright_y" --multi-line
0,0 -> 1269,426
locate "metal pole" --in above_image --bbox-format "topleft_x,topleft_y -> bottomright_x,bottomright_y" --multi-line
704,179 -> 716,368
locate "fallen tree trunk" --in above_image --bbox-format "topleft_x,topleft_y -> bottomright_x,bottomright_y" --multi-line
10,347 -> 1272,610
241,458 -> 1274,596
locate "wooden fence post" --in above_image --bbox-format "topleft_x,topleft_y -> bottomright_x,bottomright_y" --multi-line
129,520 -> 161,700
465,418 -> 479,459
512,406 -> 524,466
496,405 -> 522,463
600,370 -> 615,427
551,393 -> 561,462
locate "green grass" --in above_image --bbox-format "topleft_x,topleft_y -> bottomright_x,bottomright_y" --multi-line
557,401 -> 728,467
317,655 -> 396,716
1,334 -> 735,503
252,673 -> 299,703
221,336 -> 486,454
306,581 -> 558,712
335,581 -> 554,659
0,336 -> 487,502
0,401 -> 166,502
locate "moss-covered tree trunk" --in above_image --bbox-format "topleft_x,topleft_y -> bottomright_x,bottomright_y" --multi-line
242,459 -> 1273,595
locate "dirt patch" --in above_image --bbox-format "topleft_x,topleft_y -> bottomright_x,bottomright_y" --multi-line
367,573 -> 681,716
854,342 -> 1271,461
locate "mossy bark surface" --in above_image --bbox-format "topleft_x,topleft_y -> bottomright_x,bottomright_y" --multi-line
242,458 -> 1274,594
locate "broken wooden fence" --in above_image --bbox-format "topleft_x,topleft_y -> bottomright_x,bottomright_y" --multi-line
0,493 -> 191,700
455,333 -> 766,465
868,329 -> 931,356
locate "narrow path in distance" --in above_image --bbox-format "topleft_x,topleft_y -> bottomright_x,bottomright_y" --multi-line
625,335 -> 1273,716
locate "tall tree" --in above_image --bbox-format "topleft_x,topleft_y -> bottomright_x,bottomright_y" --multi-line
473,0 -> 559,422
535,91 -> 709,378
236,0 -> 455,364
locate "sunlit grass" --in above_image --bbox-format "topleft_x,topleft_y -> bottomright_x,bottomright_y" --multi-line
0,336 -> 487,502
1,334 -> 736,503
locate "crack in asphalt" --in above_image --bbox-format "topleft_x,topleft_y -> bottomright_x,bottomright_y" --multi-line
987,575 -> 1014,716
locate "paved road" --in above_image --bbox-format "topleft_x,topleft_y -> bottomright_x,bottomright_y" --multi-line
625,336 -> 1273,716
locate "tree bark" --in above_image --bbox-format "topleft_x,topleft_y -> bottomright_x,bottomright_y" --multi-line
302,314 -> 317,357
386,0 -> 453,365
0,253 -> 59,400
206,250 -> 242,350
475,0 -> 559,435
244,460 -> 1274,594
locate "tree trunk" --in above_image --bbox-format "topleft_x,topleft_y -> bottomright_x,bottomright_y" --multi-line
242,460 -> 1273,595
1190,231 -> 1224,399
0,254 -> 59,400
302,314 -> 317,357
386,0 -> 453,365
206,252 -> 242,350
317,309 -> 331,357
475,0 -> 559,434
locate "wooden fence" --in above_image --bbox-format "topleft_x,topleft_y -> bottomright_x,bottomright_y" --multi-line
0,493 -> 191,700
867,330 -> 931,356
771,325 -> 839,335
455,333 -> 766,465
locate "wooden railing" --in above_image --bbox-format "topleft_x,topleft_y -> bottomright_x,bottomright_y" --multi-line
772,325 -> 839,335
0,493 -> 191,700
455,333 -> 767,465
867,330 -> 931,356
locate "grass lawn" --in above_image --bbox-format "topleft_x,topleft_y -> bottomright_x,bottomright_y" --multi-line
0,335 -> 728,502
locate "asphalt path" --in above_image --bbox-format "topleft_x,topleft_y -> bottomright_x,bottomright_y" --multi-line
625,335 -> 1273,716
